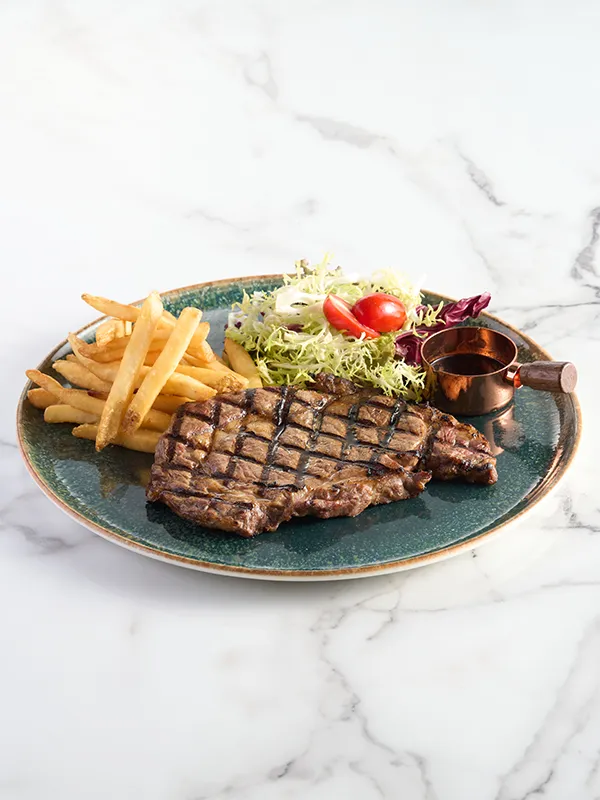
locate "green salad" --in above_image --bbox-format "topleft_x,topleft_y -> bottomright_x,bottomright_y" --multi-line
225,255 -> 444,400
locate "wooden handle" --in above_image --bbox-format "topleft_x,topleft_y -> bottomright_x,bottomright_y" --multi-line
517,361 -> 577,393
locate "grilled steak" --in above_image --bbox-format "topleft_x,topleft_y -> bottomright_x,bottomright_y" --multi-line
147,374 -> 497,537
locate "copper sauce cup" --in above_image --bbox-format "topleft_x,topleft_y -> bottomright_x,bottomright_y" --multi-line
421,326 -> 577,416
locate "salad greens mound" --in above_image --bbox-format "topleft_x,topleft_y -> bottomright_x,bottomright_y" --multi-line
226,255 -> 444,400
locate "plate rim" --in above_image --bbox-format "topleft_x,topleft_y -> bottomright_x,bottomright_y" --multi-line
16,275 -> 583,580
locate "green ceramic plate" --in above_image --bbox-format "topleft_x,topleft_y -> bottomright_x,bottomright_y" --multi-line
17,277 -> 581,580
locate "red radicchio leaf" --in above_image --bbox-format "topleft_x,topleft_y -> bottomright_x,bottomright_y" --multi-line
394,331 -> 430,364
396,292 -> 491,366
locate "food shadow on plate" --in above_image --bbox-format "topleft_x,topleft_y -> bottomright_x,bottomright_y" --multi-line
461,396 -> 558,470
471,404 -> 526,457
47,429 -> 153,500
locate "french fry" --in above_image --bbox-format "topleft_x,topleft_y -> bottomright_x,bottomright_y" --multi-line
95,292 -> 164,450
72,424 -> 161,454
160,373 -> 216,402
27,388 -> 59,409
27,371 -> 107,415
65,354 -> 79,363
95,320 -> 113,346
151,394 -> 192,414
122,348 -> 178,367
123,307 -> 202,433
82,294 -> 148,323
144,349 -> 178,366
175,363 -> 247,392
124,320 -> 132,335
27,370 -> 170,432
88,350 -> 128,364
189,321 -> 210,341
66,393 -> 173,429
70,394 -> 170,432
178,352 -> 205,368
44,405 -> 98,425
95,319 -> 126,347
207,358 -> 238,375
188,338 -> 215,362
52,360 -> 112,392
183,350 -> 239,376
127,407 -> 171,432
68,335 -> 112,374
172,317 -> 208,354
69,335 -> 216,401
81,293 -> 208,353
184,322 -> 210,357
79,329 -> 172,362
213,361 -> 235,374
81,296 -> 176,327
223,339 -> 262,388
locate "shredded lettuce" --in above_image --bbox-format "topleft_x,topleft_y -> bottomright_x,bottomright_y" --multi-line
226,255 -> 432,399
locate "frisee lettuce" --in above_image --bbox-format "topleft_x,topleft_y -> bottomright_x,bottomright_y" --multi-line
226,255 -> 433,399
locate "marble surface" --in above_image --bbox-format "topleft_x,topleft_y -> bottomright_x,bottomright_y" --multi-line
1,1 -> 599,798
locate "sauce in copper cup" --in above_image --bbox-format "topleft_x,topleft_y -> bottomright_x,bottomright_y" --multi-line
421,326 -> 577,416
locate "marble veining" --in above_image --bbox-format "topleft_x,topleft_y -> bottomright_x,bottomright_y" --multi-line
1,1 -> 599,798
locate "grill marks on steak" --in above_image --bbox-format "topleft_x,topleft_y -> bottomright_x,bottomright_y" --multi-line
148,387 -> 431,536
147,380 -> 497,537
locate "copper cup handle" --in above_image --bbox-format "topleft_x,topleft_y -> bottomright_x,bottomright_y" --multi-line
504,361 -> 577,393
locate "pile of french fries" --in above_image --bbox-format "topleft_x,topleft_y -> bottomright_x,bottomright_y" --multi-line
26,291 -> 262,453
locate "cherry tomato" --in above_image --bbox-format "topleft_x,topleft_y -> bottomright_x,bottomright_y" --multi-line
323,295 -> 380,339
352,293 -> 407,333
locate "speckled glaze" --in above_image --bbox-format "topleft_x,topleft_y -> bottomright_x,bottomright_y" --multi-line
17,277 -> 581,580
